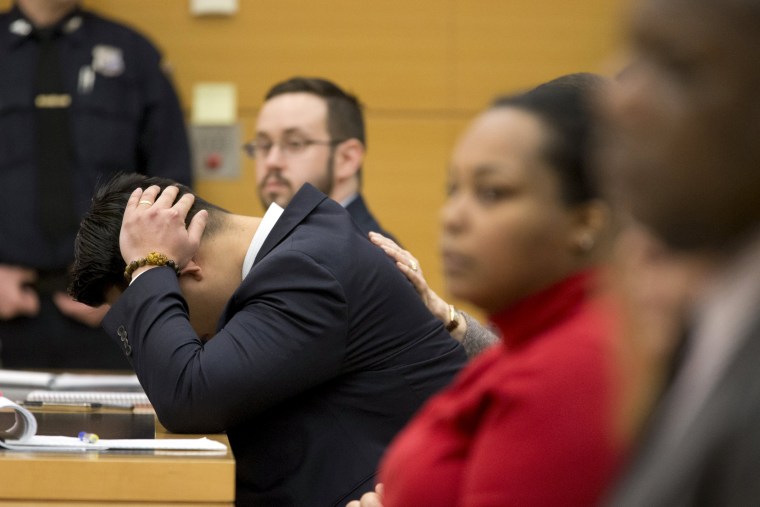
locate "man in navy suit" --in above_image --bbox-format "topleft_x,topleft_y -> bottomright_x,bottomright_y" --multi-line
247,77 -> 397,241
69,173 -> 465,506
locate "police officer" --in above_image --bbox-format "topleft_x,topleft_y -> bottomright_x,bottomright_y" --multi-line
0,0 -> 192,369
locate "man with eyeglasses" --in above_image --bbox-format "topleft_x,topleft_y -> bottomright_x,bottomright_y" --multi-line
245,77 -> 398,241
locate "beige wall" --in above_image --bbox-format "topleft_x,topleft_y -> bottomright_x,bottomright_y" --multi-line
2,0 -> 623,317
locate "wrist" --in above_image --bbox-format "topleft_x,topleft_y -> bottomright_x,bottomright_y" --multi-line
445,304 -> 462,332
124,252 -> 181,282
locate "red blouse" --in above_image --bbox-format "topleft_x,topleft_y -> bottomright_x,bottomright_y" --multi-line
379,270 -> 622,507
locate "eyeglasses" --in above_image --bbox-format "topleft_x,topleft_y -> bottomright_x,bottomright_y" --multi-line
242,138 -> 346,159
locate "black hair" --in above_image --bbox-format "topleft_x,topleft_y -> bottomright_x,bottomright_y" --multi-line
69,173 -> 226,306
490,73 -> 605,206
265,76 -> 366,148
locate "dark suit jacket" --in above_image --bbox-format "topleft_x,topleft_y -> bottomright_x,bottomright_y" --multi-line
103,184 -> 466,506
345,193 -> 398,243
607,316 -> 760,506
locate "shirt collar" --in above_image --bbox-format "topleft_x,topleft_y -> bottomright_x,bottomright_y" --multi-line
338,192 -> 359,208
242,203 -> 284,279
4,4 -> 83,47
3,5 -> 28,46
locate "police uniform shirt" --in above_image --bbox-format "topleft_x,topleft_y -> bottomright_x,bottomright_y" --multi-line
0,5 -> 192,271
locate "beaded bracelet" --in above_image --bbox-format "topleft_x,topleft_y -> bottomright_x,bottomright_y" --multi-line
124,251 -> 181,281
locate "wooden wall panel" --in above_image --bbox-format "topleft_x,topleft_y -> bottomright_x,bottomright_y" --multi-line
450,0 -> 623,110
78,0 -> 453,113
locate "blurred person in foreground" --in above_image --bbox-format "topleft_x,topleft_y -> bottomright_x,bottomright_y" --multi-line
349,73 -> 623,507
68,174 -> 465,505
598,0 -> 760,505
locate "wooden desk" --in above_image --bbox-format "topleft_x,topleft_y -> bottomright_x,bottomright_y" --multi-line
0,412 -> 235,506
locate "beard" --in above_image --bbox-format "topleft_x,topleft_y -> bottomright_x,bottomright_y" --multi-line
258,151 -> 336,209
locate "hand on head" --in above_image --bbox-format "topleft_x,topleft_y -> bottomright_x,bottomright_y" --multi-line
0,264 -> 40,319
120,185 -> 208,279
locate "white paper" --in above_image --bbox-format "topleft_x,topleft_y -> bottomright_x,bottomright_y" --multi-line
0,369 -> 55,388
0,395 -> 37,442
51,373 -> 142,390
0,369 -> 142,390
3,435 -> 226,453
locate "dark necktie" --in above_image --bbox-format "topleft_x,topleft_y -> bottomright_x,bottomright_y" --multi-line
34,28 -> 78,246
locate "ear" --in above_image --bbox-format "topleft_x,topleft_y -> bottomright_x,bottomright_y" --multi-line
332,138 -> 364,183
180,258 -> 204,281
569,200 -> 610,255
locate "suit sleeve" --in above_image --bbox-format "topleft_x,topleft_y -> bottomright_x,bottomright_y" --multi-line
103,250 -> 348,433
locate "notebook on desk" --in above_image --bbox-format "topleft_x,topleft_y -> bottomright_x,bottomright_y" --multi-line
0,369 -> 148,407
25,390 -> 151,408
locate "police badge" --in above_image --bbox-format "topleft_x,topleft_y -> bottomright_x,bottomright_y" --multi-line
91,45 -> 125,77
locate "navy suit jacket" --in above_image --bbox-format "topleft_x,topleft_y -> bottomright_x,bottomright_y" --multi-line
103,184 -> 466,506
345,193 -> 399,243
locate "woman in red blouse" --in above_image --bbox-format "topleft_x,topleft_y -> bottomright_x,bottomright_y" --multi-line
349,74 -> 622,507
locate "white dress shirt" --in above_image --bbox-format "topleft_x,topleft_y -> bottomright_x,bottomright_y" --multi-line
241,203 -> 284,280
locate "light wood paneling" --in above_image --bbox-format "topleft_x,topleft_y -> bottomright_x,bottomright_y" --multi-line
79,0 -> 453,112
451,0 -> 624,110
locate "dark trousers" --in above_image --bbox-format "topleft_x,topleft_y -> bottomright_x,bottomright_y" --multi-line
0,295 -> 129,370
